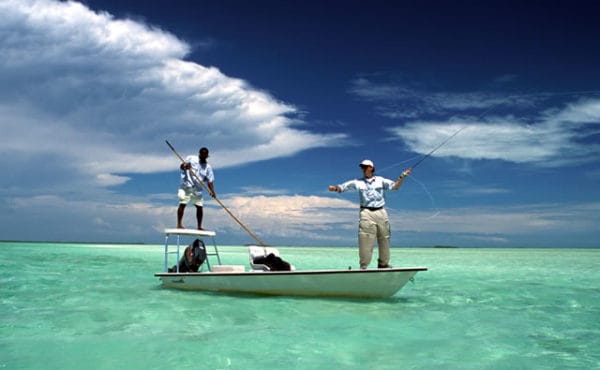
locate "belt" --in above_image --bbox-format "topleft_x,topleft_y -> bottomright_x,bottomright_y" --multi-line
360,206 -> 383,211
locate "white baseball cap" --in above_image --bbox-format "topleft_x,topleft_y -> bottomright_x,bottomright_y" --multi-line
359,159 -> 374,167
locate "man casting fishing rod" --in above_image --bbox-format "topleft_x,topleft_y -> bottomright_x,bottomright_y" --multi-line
329,160 -> 411,269
328,126 -> 464,269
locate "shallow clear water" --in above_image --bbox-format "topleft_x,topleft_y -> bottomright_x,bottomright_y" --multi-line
1,242 -> 599,369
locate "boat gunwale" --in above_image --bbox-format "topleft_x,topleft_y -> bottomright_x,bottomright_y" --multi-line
154,266 -> 427,277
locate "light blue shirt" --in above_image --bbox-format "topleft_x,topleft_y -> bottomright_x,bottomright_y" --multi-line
338,176 -> 397,208
180,155 -> 214,194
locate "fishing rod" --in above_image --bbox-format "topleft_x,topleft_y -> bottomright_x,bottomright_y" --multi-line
165,140 -> 268,246
409,125 -> 468,170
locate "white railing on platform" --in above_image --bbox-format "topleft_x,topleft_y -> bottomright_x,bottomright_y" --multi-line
163,229 -> 221,272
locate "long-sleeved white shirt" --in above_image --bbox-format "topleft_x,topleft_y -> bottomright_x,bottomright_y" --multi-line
338,176 -> 397,208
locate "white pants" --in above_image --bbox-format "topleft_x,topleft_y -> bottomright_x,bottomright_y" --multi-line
358,208 -> 391,269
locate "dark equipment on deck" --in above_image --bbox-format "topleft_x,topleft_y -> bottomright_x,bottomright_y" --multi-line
168,238 -> 207,273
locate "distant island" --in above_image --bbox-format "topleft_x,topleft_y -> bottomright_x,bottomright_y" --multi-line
432,245 -> 458,248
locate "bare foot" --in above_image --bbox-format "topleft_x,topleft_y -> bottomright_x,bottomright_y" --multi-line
177,225 -> 185,229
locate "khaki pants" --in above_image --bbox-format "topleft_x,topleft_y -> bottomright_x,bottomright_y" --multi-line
358,208 -> 391,269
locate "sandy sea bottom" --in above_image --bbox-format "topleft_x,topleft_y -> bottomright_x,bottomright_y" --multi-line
1,242 -> 599,369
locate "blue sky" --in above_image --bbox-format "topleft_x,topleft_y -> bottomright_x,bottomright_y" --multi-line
1,0 -> 599,247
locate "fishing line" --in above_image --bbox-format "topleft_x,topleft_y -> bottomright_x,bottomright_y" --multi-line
385,174 -> 441,220
377,154 -> 422,173
379,126 -> 465,219
405,175 -> 440,220
379,155 -> 443,219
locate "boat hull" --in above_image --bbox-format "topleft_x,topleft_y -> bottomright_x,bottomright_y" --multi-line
155,267 -> 427,298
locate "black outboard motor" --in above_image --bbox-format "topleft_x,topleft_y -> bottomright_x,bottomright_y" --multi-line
168,238 -> 207,273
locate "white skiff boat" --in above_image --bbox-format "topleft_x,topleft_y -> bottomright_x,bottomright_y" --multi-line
155,229 -> 427,298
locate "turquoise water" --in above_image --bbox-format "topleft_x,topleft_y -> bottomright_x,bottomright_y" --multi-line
1,242 -> 599,369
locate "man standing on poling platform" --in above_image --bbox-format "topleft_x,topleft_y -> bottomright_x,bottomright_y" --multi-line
177,147 -> 216,230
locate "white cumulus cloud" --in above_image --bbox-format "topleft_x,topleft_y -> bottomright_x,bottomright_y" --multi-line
387,98 -> 600,166
349,75 -> 600,166
0,0 -> 346,192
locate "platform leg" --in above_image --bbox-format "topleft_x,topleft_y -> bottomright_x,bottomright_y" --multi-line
176,234 -> 181,273
164,234 -> 169,272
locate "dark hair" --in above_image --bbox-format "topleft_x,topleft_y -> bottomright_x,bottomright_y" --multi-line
199,147 -> 209,154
